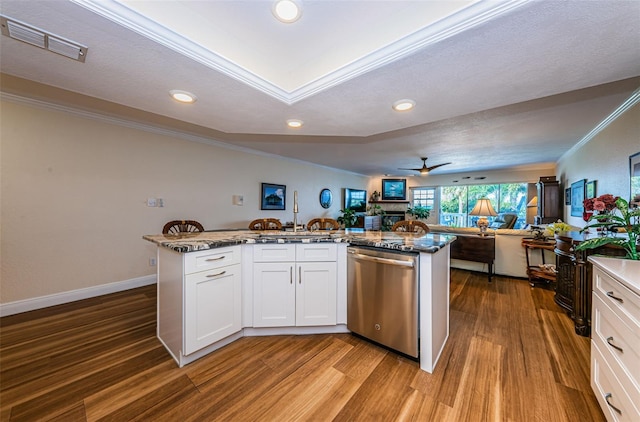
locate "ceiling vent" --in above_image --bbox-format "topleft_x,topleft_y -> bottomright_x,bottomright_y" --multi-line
0,15 -> 88,62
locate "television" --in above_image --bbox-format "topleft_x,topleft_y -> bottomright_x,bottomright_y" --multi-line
344,188 -> 367,212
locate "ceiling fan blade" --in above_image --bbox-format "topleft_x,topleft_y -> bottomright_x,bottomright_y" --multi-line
426,162 -> 452,172
398,167 -> 423,172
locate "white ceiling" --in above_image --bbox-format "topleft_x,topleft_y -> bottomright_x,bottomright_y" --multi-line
1,0 -> 639,177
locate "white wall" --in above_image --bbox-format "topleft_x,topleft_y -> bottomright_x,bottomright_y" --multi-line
0,99 -> 367,304
557,103 -> 639,228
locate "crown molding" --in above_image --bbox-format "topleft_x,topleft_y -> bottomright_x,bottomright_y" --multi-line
71,0 -> 529,105
559,87 -> 640,162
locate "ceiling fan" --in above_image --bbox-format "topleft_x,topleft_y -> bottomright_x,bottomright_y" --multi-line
399,157 -> 451,175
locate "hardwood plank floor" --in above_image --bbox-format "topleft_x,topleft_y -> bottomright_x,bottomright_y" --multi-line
0,269 -> 605,421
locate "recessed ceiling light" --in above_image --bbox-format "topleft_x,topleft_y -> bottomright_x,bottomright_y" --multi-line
169,90 -> 197,103
392,99 -> 415,112
273,0 -> 302,23
287,119 -> 303,128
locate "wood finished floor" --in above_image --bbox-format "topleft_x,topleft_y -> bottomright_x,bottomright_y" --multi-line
1,269 -> 605,421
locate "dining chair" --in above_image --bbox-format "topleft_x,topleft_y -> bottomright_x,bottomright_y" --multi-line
307,218 -> 340,231
163,220 -> 204,235
248,218 -> 283,230
391,220 -> 429,234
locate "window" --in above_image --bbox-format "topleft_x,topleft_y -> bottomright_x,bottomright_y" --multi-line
411,187 -> 435,209
439,183 -> 527,228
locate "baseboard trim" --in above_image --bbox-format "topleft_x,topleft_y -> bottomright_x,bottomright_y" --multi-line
0,274 -> 157,317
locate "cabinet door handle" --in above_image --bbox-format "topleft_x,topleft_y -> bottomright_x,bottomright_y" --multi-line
606,291 -> 624,303
604,393 -> 622,414
206,270 -> 226,278
205,256 -> 225,262
606,336 -> 624,352
299,266 -> 302,284
290,266 -> 293,284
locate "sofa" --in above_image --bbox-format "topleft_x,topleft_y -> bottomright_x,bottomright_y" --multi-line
428,225 -> 554,278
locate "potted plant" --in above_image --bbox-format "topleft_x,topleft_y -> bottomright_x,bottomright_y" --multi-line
406,205 -> 430,221
577,197 -> 640,260
337,208 -> 358,228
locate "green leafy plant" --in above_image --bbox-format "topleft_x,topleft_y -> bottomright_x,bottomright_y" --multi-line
407,206 -> 430,220
337,208 -> 358,228
576,197 -> 640,260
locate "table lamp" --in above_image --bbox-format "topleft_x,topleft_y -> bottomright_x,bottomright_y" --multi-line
469,198 -> 497,236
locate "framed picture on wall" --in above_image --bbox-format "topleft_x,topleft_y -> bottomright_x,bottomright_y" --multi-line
570,179 -> 586,217
261,183 -> 286,210
631,152 -> 640,208
381,179 -> 407,200
565,188 -> 571,205
586,180 -> 597,199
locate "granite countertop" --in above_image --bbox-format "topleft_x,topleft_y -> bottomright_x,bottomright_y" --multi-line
143,229 -> 456,254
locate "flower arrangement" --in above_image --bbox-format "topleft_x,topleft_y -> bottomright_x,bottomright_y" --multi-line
577,197 -> 640,260
544,220 -> 573,237
583,194 -> 619,213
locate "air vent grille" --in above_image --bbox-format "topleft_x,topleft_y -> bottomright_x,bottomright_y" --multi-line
1,15 -> 87,62
7,20 -> 45,48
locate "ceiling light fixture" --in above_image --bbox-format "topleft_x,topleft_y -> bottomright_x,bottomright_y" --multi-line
392,99 -> 415,112
272,0 -> 302,23
287,119 -> 303,128
169,90 -> 197,103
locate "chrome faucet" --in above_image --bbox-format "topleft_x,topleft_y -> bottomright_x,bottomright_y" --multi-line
293,190 -> 299,232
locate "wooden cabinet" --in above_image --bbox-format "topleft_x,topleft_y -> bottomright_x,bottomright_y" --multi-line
449,233 -> 495,282
158,246 -> 242,366
554,232 -> 627,337
252,244 -> 337,328
589,257 -> 640,421
535,179 -> 561,224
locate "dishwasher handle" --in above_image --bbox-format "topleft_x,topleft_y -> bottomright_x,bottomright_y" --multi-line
349,251 -> 415,268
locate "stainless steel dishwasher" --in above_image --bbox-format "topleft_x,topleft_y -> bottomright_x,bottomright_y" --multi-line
347,246 -> 419,358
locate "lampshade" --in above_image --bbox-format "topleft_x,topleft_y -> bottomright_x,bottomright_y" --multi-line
469,198 -> 497,217
527,196 -> 538,207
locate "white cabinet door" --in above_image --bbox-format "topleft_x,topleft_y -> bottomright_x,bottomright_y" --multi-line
253,262 -> 296,327
296,262 -> 337,326
184,264 -> 241,355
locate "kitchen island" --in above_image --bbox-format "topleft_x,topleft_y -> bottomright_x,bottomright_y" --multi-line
143,229 -> 455,373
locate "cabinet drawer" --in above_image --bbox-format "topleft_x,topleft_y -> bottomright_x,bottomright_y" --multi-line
185,246 -> 241,274
591,341 -> 640,422
593,267 -> 640,328
296,243 -> 337,262
592,293 -> 640,396
253,244 -> 296,262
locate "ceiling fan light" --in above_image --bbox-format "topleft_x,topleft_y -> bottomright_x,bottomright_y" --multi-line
392,99 -> 415,112
170,90 -> 197,103
273,0 -> 302,23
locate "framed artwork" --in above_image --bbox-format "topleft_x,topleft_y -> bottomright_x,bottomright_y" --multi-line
381,178 -> 407,200
570,179 -> 586,217
319,188 -> 333,209
586,180 -> 597,199
344,188 -> 367,212
565,188 -> 571,205
260,183 -> 286,210
631,152 -> 640,208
